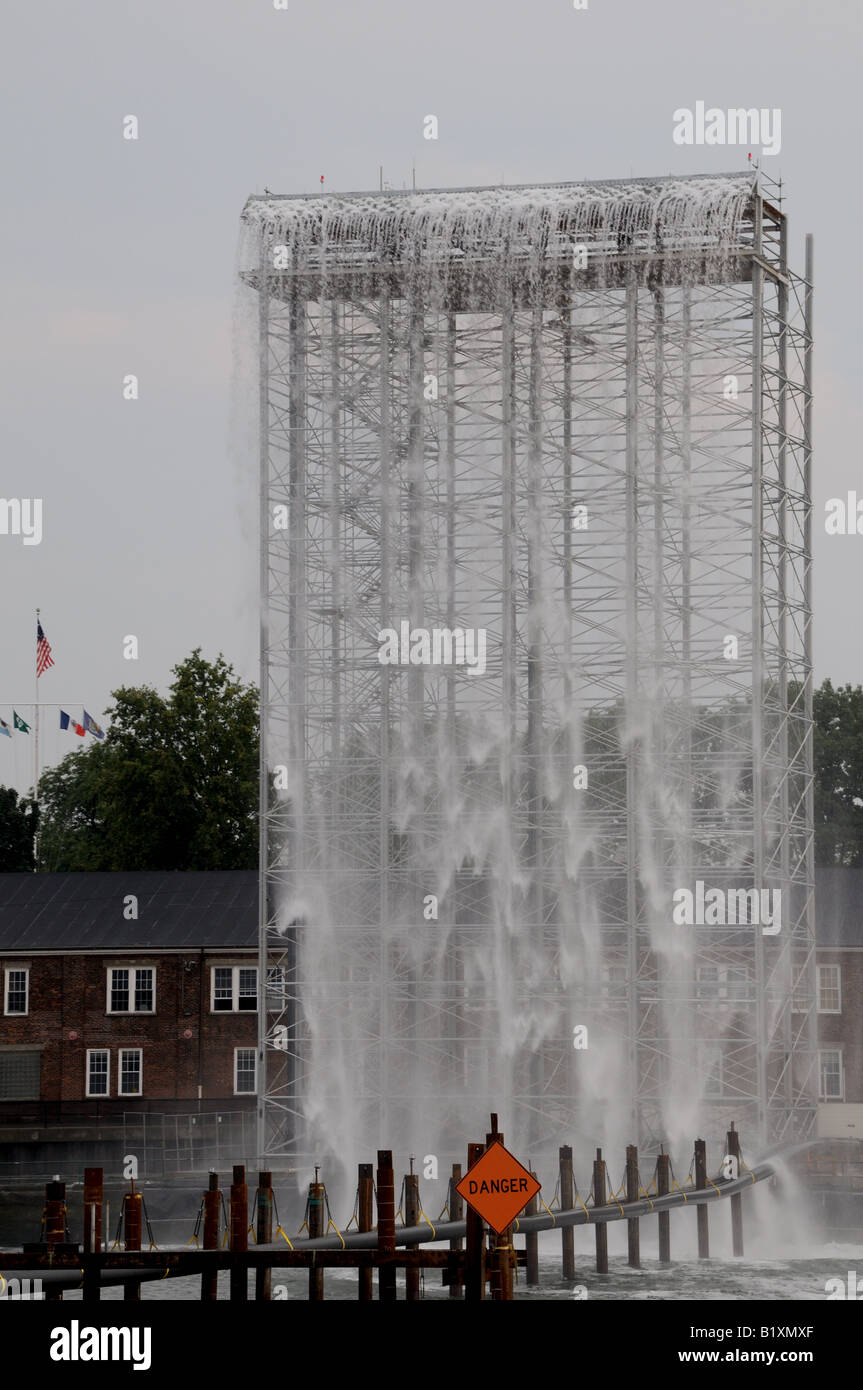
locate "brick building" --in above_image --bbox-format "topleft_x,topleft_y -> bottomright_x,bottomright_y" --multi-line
1,867 -> 861,1143
0,871 -> 260,1119
812,868 -> 863,1139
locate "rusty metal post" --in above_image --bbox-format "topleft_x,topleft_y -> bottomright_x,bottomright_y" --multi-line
593,1149 -> 608,1274
376,1149 -> 397,1302
122,1181 -> 143,1302
230,1163 -> 249,1301
256,1170 -> 273,1300
202,1171 -> 221,1301
82,1167 -> 103,1304
307,1168 -> 325,1301
559,1144 -> 575,1279
626,1144 -> 640,1268
657,1148 -> 671,1264
464,1141 -> 486,1301
449,1163 -> 464,1299
43,1180 -> 66,1301
726,1124 -> 744,1257
83,1167 -> 103,1254
45,1180 -> 66,1245
404,1164 -> 421,1301
486,1116 -> 513,1302
694,1139 -> 709,1259
524,1172 -> 539,1285
357,1163 -> 374,1301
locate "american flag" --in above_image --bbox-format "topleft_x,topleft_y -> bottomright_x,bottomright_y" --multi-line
37,620 -> 54,677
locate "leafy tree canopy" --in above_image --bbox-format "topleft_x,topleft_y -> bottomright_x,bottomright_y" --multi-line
0,787 -> 39,871
37,651 -> 259,871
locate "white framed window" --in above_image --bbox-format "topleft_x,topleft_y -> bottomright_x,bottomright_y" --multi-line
86,1049 -> 110,1098
107,967 -> 155,1014
266,966 -> 287,1013
817,964 -> 841,1014
119,1049 -> 142,1097
819,1049 -> 844,1101
234,1047 -> 257,1094
212,966 -> 258,1013
4,967 -> 29,1016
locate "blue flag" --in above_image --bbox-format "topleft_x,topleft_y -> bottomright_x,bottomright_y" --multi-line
60,710 -> 70,730
83,709 -> 104,740
0,718 -> 10,739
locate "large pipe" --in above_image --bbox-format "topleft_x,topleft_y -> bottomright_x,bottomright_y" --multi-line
7,1156 -> 779,1291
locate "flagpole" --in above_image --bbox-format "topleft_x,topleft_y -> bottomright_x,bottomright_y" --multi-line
34,607 -> 39,802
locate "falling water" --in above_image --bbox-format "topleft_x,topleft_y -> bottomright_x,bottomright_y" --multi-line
238,174 -> 811,1198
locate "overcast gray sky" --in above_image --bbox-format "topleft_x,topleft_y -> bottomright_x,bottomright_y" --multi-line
1,0 -> 860,796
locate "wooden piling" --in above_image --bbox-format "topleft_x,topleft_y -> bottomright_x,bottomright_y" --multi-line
83,1168 -> 103,1254
230,1164 -> 249,1301
559,1144 -> 576,1279
376,1149 -> 397,1303
256,1171 -> 273,1300
464,1141 -> 486,1301
44,1181 -> 66,1302
122,1182 -> 143,1302
357,1163 -> 374,1301
726,1124 -> 744,1257
524,1172 -> 539,1285
486,1117 -> 513,1301
593,1149 -> 608,1274
82,1168 -> 103,1304
448,1163 -> 464,1299
307,1170 -> 325,1301
45,1180 -> 66,1245
694,1138 -> 709,1259
404,1166 -> 421,1301
202,1172 -> 220,1301
656,1148 -> 671,1264
626,1144 -> 640,1268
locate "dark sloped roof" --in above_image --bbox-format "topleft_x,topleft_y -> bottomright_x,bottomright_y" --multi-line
0,867 -> 859,952
0,872 -> 258,951
816,868 -> 863,948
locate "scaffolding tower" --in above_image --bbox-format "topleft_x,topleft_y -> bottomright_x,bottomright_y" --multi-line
242,173 -> 816,1166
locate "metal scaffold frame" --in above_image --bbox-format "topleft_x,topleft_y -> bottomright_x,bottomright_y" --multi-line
241,173 -> 816,1166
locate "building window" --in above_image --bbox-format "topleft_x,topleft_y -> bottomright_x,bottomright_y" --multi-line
212,966 -> 258,1012
0,1051 -> 40,1099
119,1049 -> 142,1097
696,966 -> 750,1005
791,962 -> 810,1014
108,968 -> 155,1014
266,966 -> 286,1012
819,1049 -> 844,1101
4,968 -> 29,1015
234,1048 -> 257,1094
86,1049 -> 110,1098
817,964 -> 841,1014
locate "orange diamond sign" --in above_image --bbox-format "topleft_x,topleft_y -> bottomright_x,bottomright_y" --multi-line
456,1142 -> 541,1234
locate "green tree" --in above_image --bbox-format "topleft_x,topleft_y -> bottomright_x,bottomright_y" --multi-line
0,786 -> 39,871
813,678 -> 863,866
37,651 -> 259,871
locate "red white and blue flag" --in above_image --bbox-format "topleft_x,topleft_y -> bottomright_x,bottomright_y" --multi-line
37,621 -> 54,677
